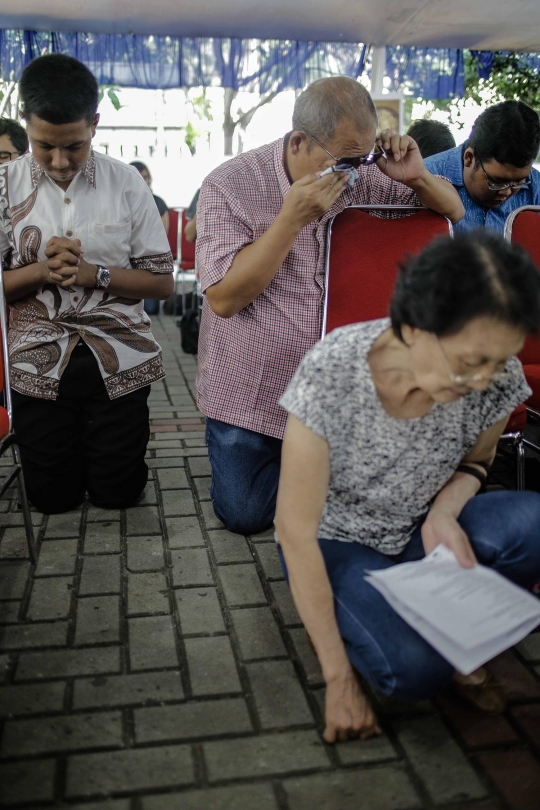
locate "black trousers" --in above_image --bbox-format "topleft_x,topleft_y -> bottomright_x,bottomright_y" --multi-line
12,342 -> 150,514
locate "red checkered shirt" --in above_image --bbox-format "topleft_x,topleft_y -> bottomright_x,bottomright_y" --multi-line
196,136 -> 420,439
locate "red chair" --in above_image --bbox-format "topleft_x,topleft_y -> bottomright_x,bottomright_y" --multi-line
322,205 -> 453,335
0,271 -> 37,563
503,205 -> 540,486
171,210 -> 197,317
167,208 -> 179,260
179,210 -> 195,271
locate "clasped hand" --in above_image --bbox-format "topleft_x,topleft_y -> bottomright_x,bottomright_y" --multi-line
44,236 -> 97,288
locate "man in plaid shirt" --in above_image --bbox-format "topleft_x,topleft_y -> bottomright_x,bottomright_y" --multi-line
196,77 -> 464,535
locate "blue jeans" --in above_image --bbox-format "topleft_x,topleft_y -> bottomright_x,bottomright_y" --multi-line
278,490 -> 540,702
205,417 -> 282,534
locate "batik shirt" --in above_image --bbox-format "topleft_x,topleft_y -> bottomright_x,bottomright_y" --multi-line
0,151 -> 173,400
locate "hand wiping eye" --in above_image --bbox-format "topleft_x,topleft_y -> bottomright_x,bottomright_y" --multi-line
317,164 -> 359,187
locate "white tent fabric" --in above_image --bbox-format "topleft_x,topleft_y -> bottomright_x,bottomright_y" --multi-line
1,0 -> 540,51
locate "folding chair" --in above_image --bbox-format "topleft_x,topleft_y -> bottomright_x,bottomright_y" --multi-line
502,205 -> 540,487
0,266 -> 37,563
322,205 -> 453,336
167,208 -> 179,260
173,210 -> 197,317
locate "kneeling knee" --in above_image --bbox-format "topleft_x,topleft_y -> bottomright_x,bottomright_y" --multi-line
212,500 -> 273,536
31,492 -> 85,515
371,648 -> 453,703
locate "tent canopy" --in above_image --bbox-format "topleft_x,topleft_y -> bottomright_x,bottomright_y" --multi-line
1,0 -> 540,51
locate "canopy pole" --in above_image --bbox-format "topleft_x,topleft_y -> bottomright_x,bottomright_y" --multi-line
370,46 -> 386,95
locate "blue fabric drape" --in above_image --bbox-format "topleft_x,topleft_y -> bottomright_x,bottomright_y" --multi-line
385,46 -> 465,98
0,30 -> 367,92
3,30 -> 508,99
470,50 -> 495,79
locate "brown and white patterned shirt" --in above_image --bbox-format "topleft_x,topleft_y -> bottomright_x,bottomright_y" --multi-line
0,151 -> 173,400
196,136 -> 421,439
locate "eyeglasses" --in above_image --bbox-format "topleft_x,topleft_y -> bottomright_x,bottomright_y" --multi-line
303,129 -> 384,168
0,150 -> 22,164
435,336 -> 512,386
478,159 -> 531,192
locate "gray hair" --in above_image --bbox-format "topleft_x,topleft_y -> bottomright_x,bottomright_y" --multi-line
292,77 -> 378,143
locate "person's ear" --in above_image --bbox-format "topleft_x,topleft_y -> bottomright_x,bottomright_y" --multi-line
463,147 -> 475,169
289,131 -> 307,156
92,113 -> 100,137
401,324 -> 420,347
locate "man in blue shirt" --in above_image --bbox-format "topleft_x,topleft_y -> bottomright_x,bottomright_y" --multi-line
425,101 -> 540,233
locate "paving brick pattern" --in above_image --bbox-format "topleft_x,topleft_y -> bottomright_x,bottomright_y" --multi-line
0,314 -> 539,808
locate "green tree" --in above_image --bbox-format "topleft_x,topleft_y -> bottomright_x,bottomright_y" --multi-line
422,51 -> 540,129
180,88 -> 213,156
98,86 -> 123,111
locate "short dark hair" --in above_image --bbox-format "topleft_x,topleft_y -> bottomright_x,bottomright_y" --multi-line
0,117 -> 29,154
468,101 -> 540,168
406,119 -> 456,158
130,161 -> 149,174
19,54 -> 99,125
390,230 -> 540,340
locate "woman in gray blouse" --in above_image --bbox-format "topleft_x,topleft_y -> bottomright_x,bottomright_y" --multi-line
276,230 -> 540,744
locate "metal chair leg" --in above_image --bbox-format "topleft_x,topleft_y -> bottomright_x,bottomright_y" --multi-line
12,443 -> 37,564
516,433 -> 526,491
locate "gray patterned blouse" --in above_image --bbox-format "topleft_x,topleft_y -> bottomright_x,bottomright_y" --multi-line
279,318 -> 531,554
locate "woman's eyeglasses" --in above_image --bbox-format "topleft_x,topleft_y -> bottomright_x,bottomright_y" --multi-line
478,159 -> 531,193
303,129 -> 385,168
435,336 -> 512,386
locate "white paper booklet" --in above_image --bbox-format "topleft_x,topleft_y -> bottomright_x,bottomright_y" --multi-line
365,544 -> 540,674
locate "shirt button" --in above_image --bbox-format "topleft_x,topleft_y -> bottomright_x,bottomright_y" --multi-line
79,327 -> 85,334
73,296 -> 79,302
66,230 -> 73,236
64,198 -> 71,204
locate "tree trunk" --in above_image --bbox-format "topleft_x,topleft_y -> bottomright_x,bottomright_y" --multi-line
223,88 -> 237,155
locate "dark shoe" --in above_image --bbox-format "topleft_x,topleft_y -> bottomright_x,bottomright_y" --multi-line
450,671 -> 506,715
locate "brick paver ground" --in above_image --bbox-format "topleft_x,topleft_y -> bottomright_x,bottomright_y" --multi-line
1,314 -> 540,809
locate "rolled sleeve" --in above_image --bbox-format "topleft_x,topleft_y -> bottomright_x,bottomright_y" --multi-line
196,179 -> 254,293
129,181 -> 173,274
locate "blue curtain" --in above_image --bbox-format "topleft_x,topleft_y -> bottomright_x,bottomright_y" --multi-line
0,30 -> 367,92
0,30 -> 482,99
385,47 -> 465,98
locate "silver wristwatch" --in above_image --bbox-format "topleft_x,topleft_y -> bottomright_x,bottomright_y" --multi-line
95,265 -> 111,290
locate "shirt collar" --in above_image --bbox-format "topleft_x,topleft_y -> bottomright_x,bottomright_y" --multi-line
30,150 -> 97,190
441,144 -> 466,188
274,136 -> 291,198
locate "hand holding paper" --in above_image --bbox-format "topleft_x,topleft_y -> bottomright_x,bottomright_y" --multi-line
366,545 -> 540,674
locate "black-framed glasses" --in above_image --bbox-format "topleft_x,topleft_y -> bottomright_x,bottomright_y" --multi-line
478,159 -> 531,192
0,150 -> 22,164
303,129 -> 384,168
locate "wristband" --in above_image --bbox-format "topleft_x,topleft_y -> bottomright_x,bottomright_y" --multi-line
456,464 -> 487,493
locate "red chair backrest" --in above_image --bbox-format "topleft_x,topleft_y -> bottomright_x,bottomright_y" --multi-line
508,209 -> 540,365
167,208 -> 179,260
180,209 -> 196,270
325,207 -> 452,334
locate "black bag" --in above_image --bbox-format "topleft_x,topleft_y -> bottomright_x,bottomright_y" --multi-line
180,308 -> 199,354
163,292 -> 193,316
